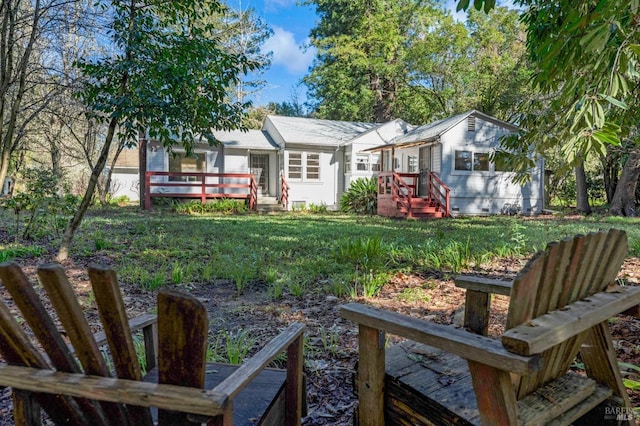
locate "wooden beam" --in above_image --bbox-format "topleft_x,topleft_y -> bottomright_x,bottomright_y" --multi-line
502,286 -> 640,356
0,364 -> 226,417
454,275 -> 513,296
340,303 -> 539,376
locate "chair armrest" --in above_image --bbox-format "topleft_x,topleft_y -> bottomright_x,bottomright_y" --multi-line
214,322 -> 305,399
0,364 -> 226,417
340,303 -> 539,376
503,285 -> 640,355
92,313 -> 157,347
454,276 -> 512,296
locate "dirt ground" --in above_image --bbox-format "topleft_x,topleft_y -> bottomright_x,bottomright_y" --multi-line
0,253 -> 638,425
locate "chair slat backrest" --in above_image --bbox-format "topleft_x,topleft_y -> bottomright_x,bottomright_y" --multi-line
0,262 -> 159,425
156,289 -> 209,425
506,229 -> 627,398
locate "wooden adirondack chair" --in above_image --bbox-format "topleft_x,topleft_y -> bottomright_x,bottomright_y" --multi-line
341,229 -> 640,425
0,262 -> 305,426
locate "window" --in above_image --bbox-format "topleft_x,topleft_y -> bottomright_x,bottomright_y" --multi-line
408,155 -> 418,173
307,153 -> 320,180
288,152 -> 321,181
371,154 -> 381,171
344,154 -> 351,173
493,151 -> 511,172
454,150 -> 473,171
169,153 -> 205,181
288,152 -> 303,179
356,155 -> 369,171
473,152 -> 490,171
454,149 -> 503,173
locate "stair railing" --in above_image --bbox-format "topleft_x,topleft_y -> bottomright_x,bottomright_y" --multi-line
427,172 -> 451,217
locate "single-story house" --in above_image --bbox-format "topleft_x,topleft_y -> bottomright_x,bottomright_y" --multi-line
109,110 -> 544,216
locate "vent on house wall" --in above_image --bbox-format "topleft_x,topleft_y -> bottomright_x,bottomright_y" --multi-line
482,208 -> 490,213
452,207 -> 460,212
467,116 -> 476,132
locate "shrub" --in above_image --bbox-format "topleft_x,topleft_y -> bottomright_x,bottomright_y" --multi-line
173,199 -> 248,215
340,177 -> 377,215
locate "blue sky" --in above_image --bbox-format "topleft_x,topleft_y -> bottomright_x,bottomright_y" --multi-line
234,0 -> 479,107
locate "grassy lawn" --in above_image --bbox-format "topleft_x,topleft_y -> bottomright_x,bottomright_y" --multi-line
3,207 -> 639,296
1,207 -> 640,422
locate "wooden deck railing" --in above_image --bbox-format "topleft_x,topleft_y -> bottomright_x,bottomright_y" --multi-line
280,173 -> 290,209
427,172 -> 451,217
144,172 -> 257,210
377,171 -> 450,218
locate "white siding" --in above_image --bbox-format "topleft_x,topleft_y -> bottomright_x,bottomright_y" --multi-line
441,116 -> 543,215
284,148 -> 341,209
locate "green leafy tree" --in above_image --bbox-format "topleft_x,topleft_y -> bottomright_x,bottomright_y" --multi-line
304,0 -> 432,122
56,0 -> 259,260
304,0 -> 532,124
463,0 -> 640,215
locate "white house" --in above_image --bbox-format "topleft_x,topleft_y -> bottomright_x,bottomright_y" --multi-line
366,110 -> 545,216
109,110 -> 544,216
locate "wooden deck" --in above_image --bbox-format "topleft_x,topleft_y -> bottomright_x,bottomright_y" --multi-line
144,172 -> 258,210
145,362 -> 287,426
385,341 -> 480,425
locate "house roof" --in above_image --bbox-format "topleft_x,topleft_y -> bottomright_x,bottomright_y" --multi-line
266,115 -> 380,146
363,110 -> 519,152
212,129 -> 279,150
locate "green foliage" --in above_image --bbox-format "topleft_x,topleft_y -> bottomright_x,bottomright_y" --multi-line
334,236 -> 389,297
173,199 -> 249,215
0,169 -> 80,240
340,177 -> 377,215
0,245 -> 45,262
75,0 -> 260,152
208,329 -> 257,364
305,0 -> 531,122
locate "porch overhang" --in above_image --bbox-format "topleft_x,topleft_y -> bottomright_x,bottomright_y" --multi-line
360,137 -> 439,154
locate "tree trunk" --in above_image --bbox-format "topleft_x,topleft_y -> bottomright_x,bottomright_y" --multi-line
99,140 -> 126,206
610,148 -> 640,217
56,117 -> 118,261
139,135 -> 147,209
575,160 -> 591,215
600,151 -> 619,204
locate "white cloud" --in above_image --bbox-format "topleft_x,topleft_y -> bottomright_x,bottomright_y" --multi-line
263,26 -> 316,74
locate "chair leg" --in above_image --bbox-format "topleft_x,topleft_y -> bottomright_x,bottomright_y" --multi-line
12,390 -> 41,426
468,361 -> 519,426
581,322 -> 634,425
358,325 -> 385,426
285,334 -> 304,426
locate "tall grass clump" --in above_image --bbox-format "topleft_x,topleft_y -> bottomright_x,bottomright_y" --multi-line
334,236 -> 389,297
208,329 -> 257,364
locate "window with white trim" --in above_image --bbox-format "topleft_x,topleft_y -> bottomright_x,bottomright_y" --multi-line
288,152 -> 321,181
356,155 -> 369,171
371,154 -> 381,171
344,154 -> 351,173
168,153 -> 205,181
408,155 -> 418,173
454,149 -> 503,172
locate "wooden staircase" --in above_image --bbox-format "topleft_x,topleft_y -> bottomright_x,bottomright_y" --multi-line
377,172 -> 450,219
397,197 -> 444,218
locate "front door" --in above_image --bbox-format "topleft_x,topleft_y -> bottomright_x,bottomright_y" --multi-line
418,146 -> 431,197
250,154 -> 269,196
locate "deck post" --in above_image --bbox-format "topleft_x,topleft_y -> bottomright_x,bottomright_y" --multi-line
201,175 -> 206,205
144,172 -> 151,210
358,324 -> 385,426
